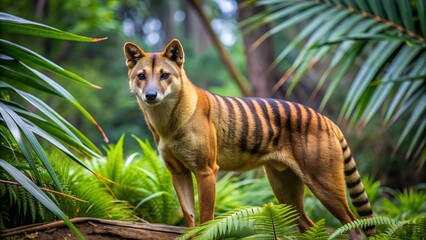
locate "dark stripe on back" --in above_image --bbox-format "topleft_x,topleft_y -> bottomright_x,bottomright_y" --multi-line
221,97 -> 236,141
294,103 -> 302,132
342,145 -> 348,152
234,98 -> 249,152
281,101 -> 293,146
315,112 -> 323,159
322,116 -> 331,135
303,105 -> 312,144
258,99 -> 274,146
352,198 -> 369,207
268,100 -> 282,147
245,99 -> 263,154
316,112 -> 322,131
212,95 -> 224,136
346,178 -> 361,188
213,95 -> 222,118
344,166 -> 357,176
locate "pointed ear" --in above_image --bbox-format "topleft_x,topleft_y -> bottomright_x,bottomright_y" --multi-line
162,39 -> 184,67
123,42 -> 146,68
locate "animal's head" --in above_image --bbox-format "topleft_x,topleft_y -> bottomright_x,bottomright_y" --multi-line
123,39 -> 185,106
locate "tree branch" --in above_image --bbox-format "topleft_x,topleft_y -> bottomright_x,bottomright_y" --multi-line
186,0 -> 252,97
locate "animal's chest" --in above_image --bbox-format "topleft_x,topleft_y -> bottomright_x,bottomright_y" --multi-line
157,128 -> 207,170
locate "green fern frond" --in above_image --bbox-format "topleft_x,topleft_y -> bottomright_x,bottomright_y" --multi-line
329,216 -> 396,239
253,203 -> 299,237
178,203 -> 300,240
178,206 -> 262,240
384,216 -> 426,240
300,219 -> 334,240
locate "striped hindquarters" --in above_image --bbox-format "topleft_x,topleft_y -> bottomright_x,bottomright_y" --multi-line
341,137 -> 376,236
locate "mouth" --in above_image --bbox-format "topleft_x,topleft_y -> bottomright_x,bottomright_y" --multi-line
143,99 -> 161,106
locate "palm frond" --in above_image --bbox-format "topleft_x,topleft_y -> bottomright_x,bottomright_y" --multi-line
0,12 -> 106,42
0,12 -> 107,237
250,0 -> 426,161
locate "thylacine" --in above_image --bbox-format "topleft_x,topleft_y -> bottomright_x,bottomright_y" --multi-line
124,39 -> 375,239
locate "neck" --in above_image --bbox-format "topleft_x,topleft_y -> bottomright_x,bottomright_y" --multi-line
141,76 -> 198,138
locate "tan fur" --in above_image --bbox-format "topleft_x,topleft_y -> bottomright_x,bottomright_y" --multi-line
124,39 -> 375,238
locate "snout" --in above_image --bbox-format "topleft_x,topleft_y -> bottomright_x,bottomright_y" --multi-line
143,89 -> 162,104
145,89 -> 157,101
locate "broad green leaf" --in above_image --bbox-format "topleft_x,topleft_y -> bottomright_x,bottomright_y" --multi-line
136,191 -> 168,209
0,39 -> 100,89
384,57 -> 426,125
0,82 -> 102,155
360,45 -> 421,125
368,0 -> 385,18
395,95 -> 426,150
405,119 -> 425,159
0,43 -> 107,141
340,41 -> 400,121
0,61 -> 57,95
239,2 -> 292,28
310,14 -> 367,97
0,159 -> 84,240
249,1 -> 313,29
0,104 -> 42,184
390,89 -> 424,127
319,44 -> 362,111
382,0 -> 402,25
314,32 -> 410,46
284,10 -> 350,95
397,0 -> 414,32
354,0 -> 372,14
418,0 -> 426,37
0,102 -> 62,191
253,4 -> 327,48
270,7 -> 337,70
0,12 -> 106,42
4,100 -> 100,161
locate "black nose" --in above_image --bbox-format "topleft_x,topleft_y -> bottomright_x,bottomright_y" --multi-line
145,90 -> 158,101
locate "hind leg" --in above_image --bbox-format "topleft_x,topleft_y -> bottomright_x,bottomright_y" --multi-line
263,165 -> 314,232
303,168 -> 361,239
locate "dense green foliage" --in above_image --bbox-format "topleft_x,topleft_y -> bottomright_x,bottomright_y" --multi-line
245,0 -> 425,163
179,202 -> 426,239
0,12 -> 110,239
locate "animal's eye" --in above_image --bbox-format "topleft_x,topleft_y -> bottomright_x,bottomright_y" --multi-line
137,73 -> 146,80
160,73 -> 170,80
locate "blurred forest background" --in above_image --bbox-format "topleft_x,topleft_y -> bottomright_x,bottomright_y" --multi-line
1,0 -> 424,196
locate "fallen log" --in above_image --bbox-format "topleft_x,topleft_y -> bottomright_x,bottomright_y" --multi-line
0,217 -> 187,240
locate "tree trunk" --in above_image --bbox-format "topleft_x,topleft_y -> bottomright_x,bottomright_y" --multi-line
182,0 -> 210,52
237,1 -> 281,98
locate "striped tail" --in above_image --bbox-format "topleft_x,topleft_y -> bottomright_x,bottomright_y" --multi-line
340,137 -> 376,237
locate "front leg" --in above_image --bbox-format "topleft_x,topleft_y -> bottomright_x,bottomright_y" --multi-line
168,166 -> 196,227
195,168 -> 217,223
